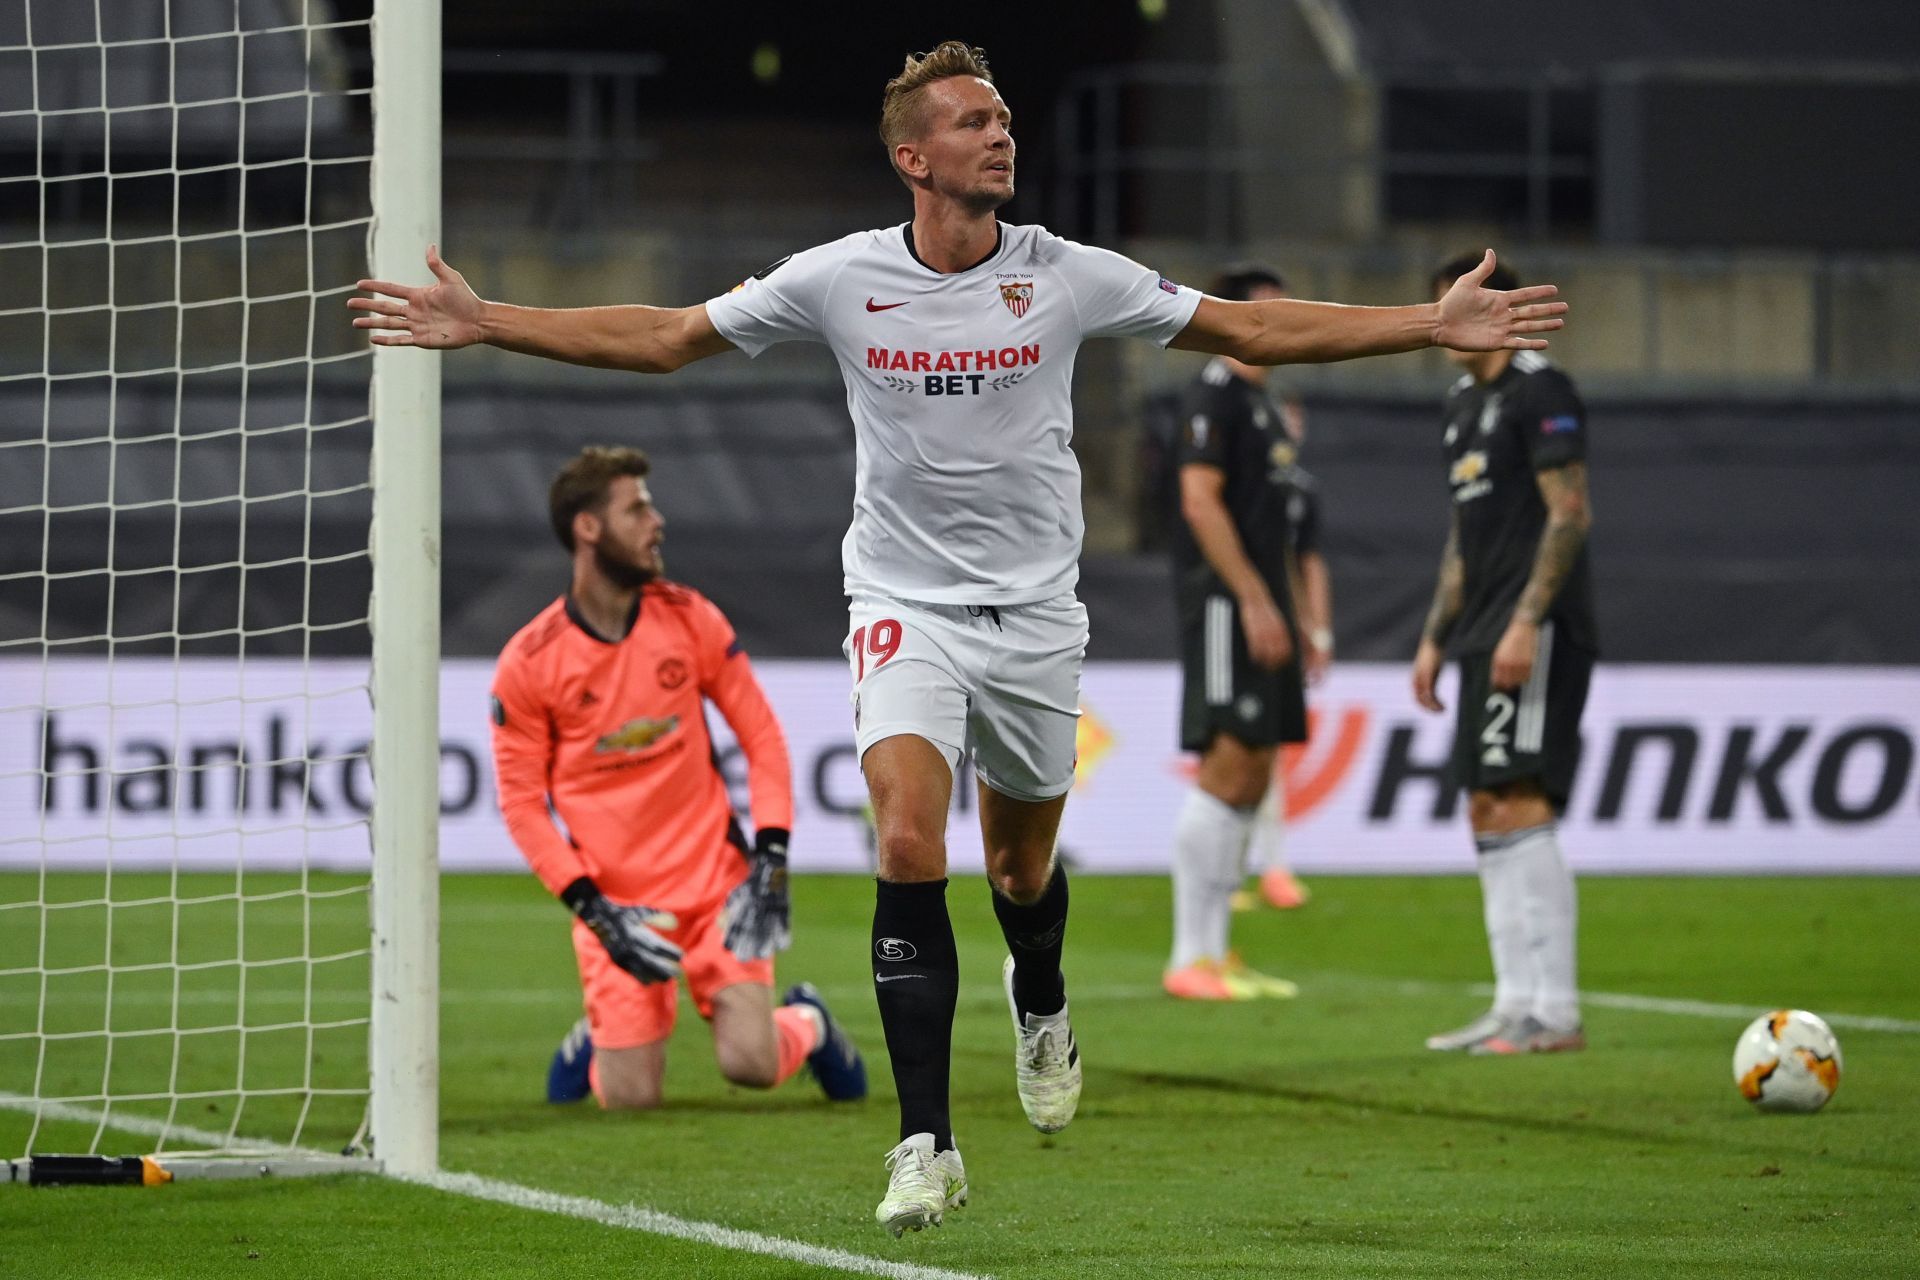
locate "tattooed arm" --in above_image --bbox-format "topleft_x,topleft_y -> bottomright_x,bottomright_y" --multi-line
1491,462 -> 1592,688
1423,513 -> 1466,646
1412,511 -> 1464,712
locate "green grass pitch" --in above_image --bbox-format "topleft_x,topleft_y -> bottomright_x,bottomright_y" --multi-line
4,871 -> 1917,1277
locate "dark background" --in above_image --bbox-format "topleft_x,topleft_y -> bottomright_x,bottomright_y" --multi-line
4,1 -> 1918,667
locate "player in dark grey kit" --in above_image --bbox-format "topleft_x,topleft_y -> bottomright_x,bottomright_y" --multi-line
1413,254 -> 1597,1055
1163,264 -> 1310,1001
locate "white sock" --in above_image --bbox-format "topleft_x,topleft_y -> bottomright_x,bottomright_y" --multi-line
1474,830 -> 1534,1021
1247,783 -> 1286,875
1509,824 -> 1580,1029
792,1002 -> 826,1042
1170,789 -> 1254,969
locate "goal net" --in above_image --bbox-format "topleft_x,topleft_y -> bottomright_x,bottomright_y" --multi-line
0,0 -> 438,1177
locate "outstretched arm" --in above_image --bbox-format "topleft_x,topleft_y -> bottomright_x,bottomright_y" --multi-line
1172,250 -> 1565,366
350,245 -> 735,374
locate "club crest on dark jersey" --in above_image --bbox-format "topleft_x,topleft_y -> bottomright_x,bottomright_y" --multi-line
999,280 -> 1033,318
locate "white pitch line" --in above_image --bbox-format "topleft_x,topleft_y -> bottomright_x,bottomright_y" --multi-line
0,1090 -> 305,1152
406,1170 -> 992,1280
9,975 -> 1919,1034
1345,975 -> 1920,1035
1526,986 -> 1920,1035
0,1092 -> 990,1280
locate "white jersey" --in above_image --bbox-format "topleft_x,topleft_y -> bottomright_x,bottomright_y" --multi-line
704,222 -> 1202,605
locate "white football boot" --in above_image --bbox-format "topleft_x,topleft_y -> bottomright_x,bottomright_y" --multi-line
1425,1009 -> 1512,1052
875,1133 -> 968,1238
1470,1015 -> 1587,1055
1002,955 -> 1082,1134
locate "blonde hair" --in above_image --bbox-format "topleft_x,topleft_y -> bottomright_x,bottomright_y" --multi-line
879,41 -> 994,183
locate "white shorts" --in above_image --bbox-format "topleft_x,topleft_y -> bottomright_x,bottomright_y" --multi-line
844,593 -> 1089,802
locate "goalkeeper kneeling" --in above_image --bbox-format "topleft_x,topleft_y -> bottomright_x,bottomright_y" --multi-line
489,446 -> 866,1109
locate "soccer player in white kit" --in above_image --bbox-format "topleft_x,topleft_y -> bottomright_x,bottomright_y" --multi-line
351,41 -> 1567,1238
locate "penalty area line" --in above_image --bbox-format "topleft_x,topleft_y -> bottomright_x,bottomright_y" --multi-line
1551,987 -> 1920,1035
1356,978 -> 1920,1034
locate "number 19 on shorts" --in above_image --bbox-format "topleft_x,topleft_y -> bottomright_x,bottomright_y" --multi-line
849,619 -> 901,682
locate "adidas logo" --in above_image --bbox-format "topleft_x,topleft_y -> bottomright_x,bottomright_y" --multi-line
579,690 -> 600,707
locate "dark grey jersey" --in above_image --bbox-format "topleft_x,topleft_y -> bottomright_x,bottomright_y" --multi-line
1171,359 -> 1303,623
1440,352 -> 1597,656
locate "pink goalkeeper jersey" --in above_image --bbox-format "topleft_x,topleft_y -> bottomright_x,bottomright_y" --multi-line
489,582 -> 791,915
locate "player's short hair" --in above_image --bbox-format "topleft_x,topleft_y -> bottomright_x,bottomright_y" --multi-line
548,446 -> 651,552
879,41 -> 994,185
1432,252 -> 1519,295
1209,263 -> 1288,302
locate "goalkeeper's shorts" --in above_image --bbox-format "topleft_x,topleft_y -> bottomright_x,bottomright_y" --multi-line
570,890 -> 773,1050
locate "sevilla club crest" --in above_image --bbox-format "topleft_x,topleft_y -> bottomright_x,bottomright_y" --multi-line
999,280 -> 1033,318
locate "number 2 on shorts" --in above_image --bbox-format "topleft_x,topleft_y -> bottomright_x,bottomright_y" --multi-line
1481,691 -> 1515,749
850,618 -> 902,682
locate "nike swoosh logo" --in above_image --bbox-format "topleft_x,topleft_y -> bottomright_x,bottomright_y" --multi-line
875,973 -> 925,983
866,298 -> 910,312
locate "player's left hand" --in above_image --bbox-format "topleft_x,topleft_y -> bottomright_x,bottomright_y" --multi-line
350,244 -> 485,349
1491,618 -> 1539,690
723,829 -> 792,961
1434,250 -> 1567,352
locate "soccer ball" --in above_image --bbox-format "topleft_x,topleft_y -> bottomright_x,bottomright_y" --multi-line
1732,1010 -> 1842,1113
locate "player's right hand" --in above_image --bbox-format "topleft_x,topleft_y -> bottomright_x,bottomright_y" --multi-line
565,883 -> 683,985
1239,595 -> 1293,670
1304,627 -> 1333,686
349,245 -> 485,350
1412,637 -> 1446,713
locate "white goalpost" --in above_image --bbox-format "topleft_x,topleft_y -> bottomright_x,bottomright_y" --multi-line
0,0 -> 438,1182
367,0 -> 440,1181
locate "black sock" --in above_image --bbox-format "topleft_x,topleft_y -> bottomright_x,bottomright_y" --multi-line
993,863 -> 1068,1020
872,878 -> 958,1150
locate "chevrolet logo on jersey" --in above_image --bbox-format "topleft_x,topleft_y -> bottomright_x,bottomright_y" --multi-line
1450,450 -> 1493,503
1450,451 -> 1489,485
595,716 -> 680,754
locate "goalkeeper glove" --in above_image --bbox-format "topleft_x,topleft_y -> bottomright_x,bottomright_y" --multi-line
722,828 -> 792,961
560,877 -> 682,985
